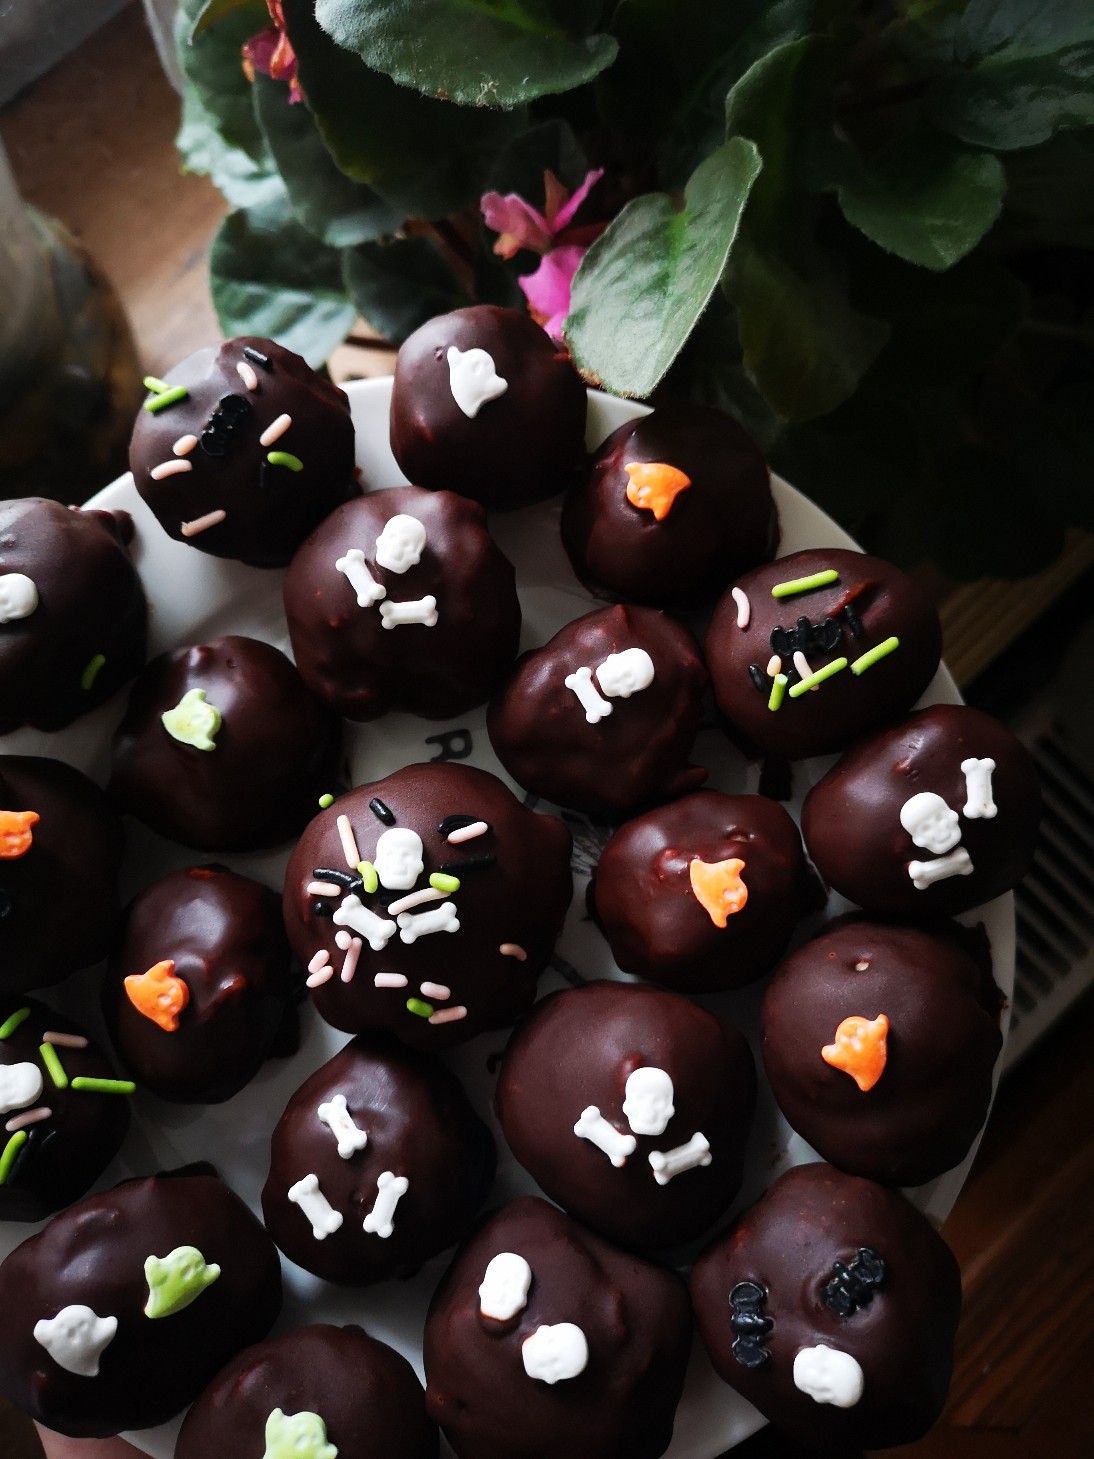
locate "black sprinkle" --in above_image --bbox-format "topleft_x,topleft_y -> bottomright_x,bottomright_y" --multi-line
242,346 -> 272,370
200,393 -> 253,457
842,603 -> 866,640
748,664 -> 767,694
313,901 -> 333,919
770,625 -> 790,655
820,616 -> 842,651
438,814 -> 484,837
369,797 -> 396,825
313,867 -> 359,890
439,854 -> 496,875
729,1281 -> 773,1368
823,1247 -> 886,1317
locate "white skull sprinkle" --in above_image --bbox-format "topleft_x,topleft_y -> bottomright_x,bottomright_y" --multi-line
478,1252 -> 533,1321
595,648 -> 655,699
622,1067 -> 675,1137
899,792 -> 961,854
792,1345 -> 865,1408
33,1304 -> 118,1378
373,828 -> 425,891
447,345 -> 508,418
0,572 -> 39,624
521,1322 -> 589,1384
0,1061 -> 45,1115
374,515 -> 427,574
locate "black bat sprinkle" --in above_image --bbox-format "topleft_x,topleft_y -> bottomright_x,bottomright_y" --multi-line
729,1281 -> 773,1367
823,1247 -> 887,1316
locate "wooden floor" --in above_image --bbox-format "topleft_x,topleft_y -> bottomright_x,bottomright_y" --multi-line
1,7 -> 1091,1457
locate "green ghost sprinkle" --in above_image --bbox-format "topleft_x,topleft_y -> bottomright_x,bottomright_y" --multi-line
263,1408 -> 338,1459
143,1244 -> 221,1318
161,687 -> 222,751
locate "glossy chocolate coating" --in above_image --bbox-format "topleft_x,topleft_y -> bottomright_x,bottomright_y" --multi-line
0,997 -> 130,1222
109,634 -> 342,850
590,790 -> 807,992
129,337 -> 356,568
497,981 -> 756,1250
0,755 -> 123,993
284,485 -> 521,721
762,919 -> 1003,1186
262,1034 -> 495,1285
802,704 -> 1041,920
706,548 -> 942,760
487,604 -> 708,815
424,1196 -> 692,1459
0,1165 -> 283,1437
561,403 -> 777,608
176,1323 -> 439,1459
282,763 -> 573,1048
0,498 -> 147,734
103,865 -> 294,1104
690,1162 -> 961,1450
389,306 -> 588,511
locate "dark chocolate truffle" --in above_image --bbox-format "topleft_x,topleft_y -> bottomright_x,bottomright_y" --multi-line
690,1162 -> 961,1450
129,336 -> 356,568
284,484 -> 521,721
282,763 -> 573,1048
762,919 -> 1003,1186
109,634 -> 342,850
102,865 -> 294,1104
389,305 -> 587,511
706,548 -> 942,760
0,1165 -> 283,1437
0,498 -> 147,734
487,603 -> 708,815
0,755 -> 123,994
0,998 -> 131,1222
590,790 -> 807,992
176,1323 -> 439,1459
497,981 -> 756,1250
424,1195 -> 692,1459
561,403 -> 777,608
802,703 -> 1041,920
262,1033 -> 495,1285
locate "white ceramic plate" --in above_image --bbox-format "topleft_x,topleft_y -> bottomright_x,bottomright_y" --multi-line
0,379 -> 1013,1458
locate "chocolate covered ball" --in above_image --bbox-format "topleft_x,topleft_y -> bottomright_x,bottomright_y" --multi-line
488,604 -> 708,815
424,1196 -> 692,1459
0,755 -> 123,994
0,498 -> 147,734
497,981 -> 756,1251
283,763 -> 572,1048
706,548 -> 942,760
284,485 -> 521,721
0,1165 -> 283,1437
762,919 -> 1003,1186
561,403 -> 777,608
0,998 -> 131,1222
802,703 -> 1041,920
262,1033 -> 495,1285
389,306 -> 588,511
690,1162 -> 961,1450
110,634 -> 342,850
129,337 -> 356,568
102,865 -> 295,1104
176,1324 -> 439,1459
590,790 -> 808,992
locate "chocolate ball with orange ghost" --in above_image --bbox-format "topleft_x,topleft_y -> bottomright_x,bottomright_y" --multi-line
102,865 -> 295,1104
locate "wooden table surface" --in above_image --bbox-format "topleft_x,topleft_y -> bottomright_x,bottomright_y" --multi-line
1,7 -> 1091,1457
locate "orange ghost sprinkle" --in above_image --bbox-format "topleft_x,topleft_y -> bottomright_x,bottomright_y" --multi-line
624,461 -> 692,521
124,959 -> 190,1033
822,1014 -> 889,1092
689,856 -> 748,927
0,810 -> 40,860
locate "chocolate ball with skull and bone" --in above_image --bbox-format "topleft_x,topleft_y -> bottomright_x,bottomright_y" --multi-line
109,635 -> 342,851
389,305 -> 588,512
496,981 -> 756,1251
176,1323 -> 439,1459
690,1162 -> 961,1451
0,755 -> 123,995
423,1196 -> 692,1459
706,548 -> 942,760
0,1165 -> 282,1438
0,498 -> 147,735
283,485 -> 521,720
589,790 -> 809,993
487,603 -> 708,816
282,763 -> 573,1048
802,704 -> 1041,920
561,402 -> 778,609
0,998 -> 131,1222
102,865 -> 294,1104
262,1033 -> 494,1285
129,337 -> 357,567
761,918 -> 1003,1186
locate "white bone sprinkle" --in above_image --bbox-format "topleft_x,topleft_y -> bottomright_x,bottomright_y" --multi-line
362,1171 -> 408,1238
379,595 -> 438,629
908,847 -> 974,890
648,1131 -> 712,1185
961,757 -> 997,819
335,548 -> 386,607
573,1105 -> 636,1168
564,665 -> 612,724
333,894 -> 397,951
317,1094 -> 368,1160
397,902 -> 459,944
287,1173 -> 343,1240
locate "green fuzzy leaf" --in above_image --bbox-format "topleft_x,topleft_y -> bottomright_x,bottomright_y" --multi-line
565,136 -> 762,397
837,129 -> 1006,271
343,237 -> 471,343
210,189 -> 356,366
314,0 -> 618,108
190,0 -> 258,40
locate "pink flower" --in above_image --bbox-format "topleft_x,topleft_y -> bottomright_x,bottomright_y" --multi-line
242,1 -> 303,103
519,245 -> 587,341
